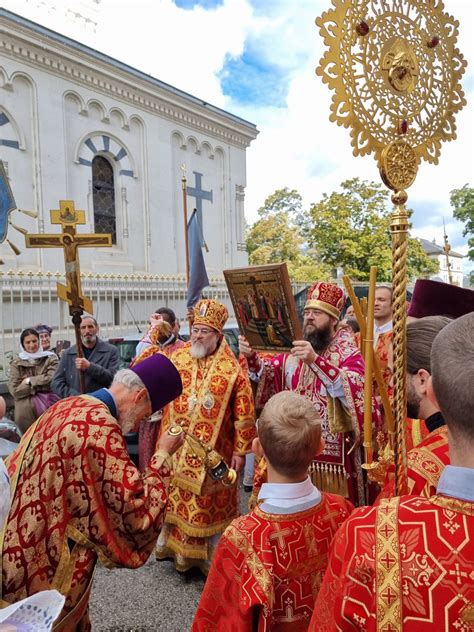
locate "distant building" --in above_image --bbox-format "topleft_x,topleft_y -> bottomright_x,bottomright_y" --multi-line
419,238 -> 464,287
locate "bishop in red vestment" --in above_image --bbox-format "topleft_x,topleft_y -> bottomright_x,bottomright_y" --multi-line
193,391 -> 353,631
241,282 -> 381,506
1,354 -> 183,631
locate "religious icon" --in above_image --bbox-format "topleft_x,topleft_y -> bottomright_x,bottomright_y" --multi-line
224,263 -> 303,353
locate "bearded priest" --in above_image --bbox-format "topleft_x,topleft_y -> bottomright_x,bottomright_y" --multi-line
240,282 -> 380,506
155,299 -> 256,575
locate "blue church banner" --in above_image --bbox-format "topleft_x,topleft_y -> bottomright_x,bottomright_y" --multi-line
0,161 -> 16,243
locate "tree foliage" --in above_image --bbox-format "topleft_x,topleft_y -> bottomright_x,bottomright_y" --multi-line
450,184 -> 474,279
246,180 -> 438,283
246,188 -> 332,280
299,178 -> 438,282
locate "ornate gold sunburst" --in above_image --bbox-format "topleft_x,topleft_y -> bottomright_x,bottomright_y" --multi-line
316,0 -> 467,187
315,0 -> 466,497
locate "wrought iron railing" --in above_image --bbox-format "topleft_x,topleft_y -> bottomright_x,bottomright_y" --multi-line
0,269 -> 309,380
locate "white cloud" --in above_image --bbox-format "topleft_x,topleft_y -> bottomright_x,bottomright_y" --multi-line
2,0 -> 473,261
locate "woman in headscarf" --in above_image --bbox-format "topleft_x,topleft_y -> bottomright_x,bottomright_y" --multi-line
8,327 -> 59,433
34,323 -> 53,352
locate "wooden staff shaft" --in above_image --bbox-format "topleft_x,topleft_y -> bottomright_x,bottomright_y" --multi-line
363,267 -> 377,463
343,276 -> 394,437
71,309 -> 86,394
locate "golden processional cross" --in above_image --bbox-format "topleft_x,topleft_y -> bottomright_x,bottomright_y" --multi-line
25,200 -> 112,393
316,0 -> 466,495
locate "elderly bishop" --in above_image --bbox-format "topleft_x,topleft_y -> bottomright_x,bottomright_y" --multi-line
156,299 -> 255,574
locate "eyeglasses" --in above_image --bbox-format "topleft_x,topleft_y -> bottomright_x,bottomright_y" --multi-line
191,327 -> 215,336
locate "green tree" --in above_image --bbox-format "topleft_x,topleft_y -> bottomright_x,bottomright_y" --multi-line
450,184 -> 474,282
300,178 -> 438,282
246,188 -> 332,280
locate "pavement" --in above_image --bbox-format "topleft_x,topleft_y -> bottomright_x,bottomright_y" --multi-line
90,556 -> 205,632
89,485 -> 251,631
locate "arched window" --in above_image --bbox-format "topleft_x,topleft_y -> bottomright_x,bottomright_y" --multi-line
92,155 -> 116,244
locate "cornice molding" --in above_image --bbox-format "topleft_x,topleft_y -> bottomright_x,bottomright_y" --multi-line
0,18 -> 259,149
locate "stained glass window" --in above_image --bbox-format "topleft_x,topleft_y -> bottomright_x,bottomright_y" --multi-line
92,155 -> 116,244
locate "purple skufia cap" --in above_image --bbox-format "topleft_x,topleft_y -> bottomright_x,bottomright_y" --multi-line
408,279 -> 474,319
130,354 -> 182,413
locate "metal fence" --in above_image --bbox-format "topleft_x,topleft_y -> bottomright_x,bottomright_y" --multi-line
0,270 -> 309,380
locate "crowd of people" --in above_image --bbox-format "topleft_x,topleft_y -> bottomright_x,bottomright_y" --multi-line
0,277 -> 473,631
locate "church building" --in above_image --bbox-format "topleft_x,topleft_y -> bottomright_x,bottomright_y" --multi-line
0,8 -> 258,277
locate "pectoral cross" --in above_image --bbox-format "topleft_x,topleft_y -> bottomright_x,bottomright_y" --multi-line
25,200 -> 112,392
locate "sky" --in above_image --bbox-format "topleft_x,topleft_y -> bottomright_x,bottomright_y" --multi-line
2,0 -> 474,272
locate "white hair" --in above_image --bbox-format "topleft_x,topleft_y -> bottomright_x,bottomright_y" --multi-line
112,368 -> 146,391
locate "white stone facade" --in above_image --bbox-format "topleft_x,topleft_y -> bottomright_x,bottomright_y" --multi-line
0,9 -> 258,277
420,238 -> 464,287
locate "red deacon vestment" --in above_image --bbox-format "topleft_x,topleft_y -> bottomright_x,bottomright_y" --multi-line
377,425 -> 449,502
310,494 -> 474,631
192,493 -> 353,632
1,395 -> 172,631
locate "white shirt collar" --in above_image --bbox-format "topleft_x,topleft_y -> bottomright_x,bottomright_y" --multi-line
437,465 -> 474,502
258,476 -> 321,514
374,320 -> 393,335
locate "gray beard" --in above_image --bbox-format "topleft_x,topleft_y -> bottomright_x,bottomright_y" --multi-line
81,335 -> 97,347
190,342 -> 207,359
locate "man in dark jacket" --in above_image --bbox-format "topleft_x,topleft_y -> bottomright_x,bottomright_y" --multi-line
52,315 -> 120,397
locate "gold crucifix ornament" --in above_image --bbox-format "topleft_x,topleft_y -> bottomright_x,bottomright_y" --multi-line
26,200 -> 111,312
316,0 -> 466,495
25,200 -> 112,392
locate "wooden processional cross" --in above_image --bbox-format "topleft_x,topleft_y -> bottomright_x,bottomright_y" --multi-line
25,200 -> 112,393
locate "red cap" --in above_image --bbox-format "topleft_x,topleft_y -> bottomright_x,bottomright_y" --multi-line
305,282 -> 345,319
408,279 -> 474,319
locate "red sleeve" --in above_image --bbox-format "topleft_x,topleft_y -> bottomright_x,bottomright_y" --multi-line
68,418 -> 173,569
191,532 -> 264,632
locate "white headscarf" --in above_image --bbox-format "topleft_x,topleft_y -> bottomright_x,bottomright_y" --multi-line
18,340 -> 55,361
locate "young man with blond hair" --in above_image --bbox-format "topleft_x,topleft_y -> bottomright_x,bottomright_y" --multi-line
192,390 -> 353,631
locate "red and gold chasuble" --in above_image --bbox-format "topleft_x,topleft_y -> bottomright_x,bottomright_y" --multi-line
192,493 -> 353,632
377,425 -> 449,502
0,396 -> 172,631
311,494 -> 474,631
157,339 -> 255,566
249,326 -> 379,506
355,330 -> 393,404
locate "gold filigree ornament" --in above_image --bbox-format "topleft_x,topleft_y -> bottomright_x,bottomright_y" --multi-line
316,0 -> 467,171
316,0 -> 466,497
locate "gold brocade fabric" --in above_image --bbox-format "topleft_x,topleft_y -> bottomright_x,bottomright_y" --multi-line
157,340 -> 255,559
376,425 -> 450,502
311,494 -> 474,631
1,396 -> 172,630
191,493 -> 353,631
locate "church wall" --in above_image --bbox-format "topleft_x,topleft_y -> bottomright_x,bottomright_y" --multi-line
0,10 -> 258,278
